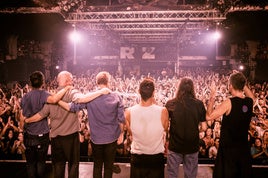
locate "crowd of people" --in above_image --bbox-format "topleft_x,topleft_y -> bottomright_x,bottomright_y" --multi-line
0,67 -> 268,168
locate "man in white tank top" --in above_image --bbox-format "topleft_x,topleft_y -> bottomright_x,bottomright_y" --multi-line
125,78 -> 169,178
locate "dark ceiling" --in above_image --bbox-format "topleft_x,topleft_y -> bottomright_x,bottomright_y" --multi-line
0,0 -> 267,43
0,13 -> 68,41
224,11 -> 268,41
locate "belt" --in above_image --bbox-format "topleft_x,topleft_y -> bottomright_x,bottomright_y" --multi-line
25,132 -> 49,139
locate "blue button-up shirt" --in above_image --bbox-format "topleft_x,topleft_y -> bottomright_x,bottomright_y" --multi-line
70,92 -> 125,144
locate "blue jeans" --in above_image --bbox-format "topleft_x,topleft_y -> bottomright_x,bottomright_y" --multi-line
91,141 -> 117,178
167,150 -> 199,178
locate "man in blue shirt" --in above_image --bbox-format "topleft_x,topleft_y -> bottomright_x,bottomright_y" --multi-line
59,71 -> 125,178
20,71 -> 71,178
24,71 -> 110,178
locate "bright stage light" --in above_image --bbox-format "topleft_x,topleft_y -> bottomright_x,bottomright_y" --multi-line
238,65 -> 244,71
69,31 -> 81,43
213,31 -> 221,40
205,31 -> 222,43
69,25 -> 81,65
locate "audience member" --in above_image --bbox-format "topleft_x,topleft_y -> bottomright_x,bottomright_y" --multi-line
251,137 -> 268,164
11,132 -> 26,160
203,128 -> 215,149
208,137 -> 220,159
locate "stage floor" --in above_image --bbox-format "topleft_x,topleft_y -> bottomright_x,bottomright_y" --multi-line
0,161 -> 267,178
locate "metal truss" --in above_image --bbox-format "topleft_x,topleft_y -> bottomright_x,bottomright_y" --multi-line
0,2 -> 267,44
65,10 -> 225,22
65,10 -> 225,43
8,5 -> 268,44
80,22 -> 209,31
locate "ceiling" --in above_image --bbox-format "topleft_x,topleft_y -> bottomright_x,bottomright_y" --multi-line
65,9 -> 225,44
0,0 -> 268,45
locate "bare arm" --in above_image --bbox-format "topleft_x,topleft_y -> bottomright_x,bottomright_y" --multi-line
75,88 -> 111,103
19,110 -> 25,131
252,149 -> 264,159
117,123 -> 125,145
244,85 -> 256,103
0,117 -> 5,128
46,86 -> 72,104
206,81 -> 230,121
58,100 -> 71,111
263,146 -> 268,157
0,105 -> 11,116
24,113 -> 43,124
0,120 -> 9,138
207,99 -> 230,121
161,107 -> 169,133
124,108 -> 133,142
200,121 -> 207,132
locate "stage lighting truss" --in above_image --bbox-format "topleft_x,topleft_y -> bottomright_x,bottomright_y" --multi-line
64,10 -> 226,44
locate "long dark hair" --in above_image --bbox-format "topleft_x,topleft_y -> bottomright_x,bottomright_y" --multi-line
175,77 -> 196,103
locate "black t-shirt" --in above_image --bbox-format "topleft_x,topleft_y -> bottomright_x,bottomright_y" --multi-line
166,97 -> 206,154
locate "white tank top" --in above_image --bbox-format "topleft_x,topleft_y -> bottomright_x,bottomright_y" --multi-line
130,104 -> 165,155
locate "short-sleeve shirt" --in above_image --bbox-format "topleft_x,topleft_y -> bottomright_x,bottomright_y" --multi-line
166,97 -> 206,154
21,90 -> 50,135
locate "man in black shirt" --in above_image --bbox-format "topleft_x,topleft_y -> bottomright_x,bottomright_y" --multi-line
165,77 -> 207,178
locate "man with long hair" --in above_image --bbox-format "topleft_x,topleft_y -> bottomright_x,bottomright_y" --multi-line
165,77 -> 207,178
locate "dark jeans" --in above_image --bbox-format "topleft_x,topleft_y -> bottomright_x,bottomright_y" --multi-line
91,141 -> 117,178
51,132 -> 80,178
130,153 -> 165,178
24,132 -> 50,178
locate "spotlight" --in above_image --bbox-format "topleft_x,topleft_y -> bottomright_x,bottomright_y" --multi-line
213,31 -> 221,40
238,65 -> 244,71
69,30 -> 81,43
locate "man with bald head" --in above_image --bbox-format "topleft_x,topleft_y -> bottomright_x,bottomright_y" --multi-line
20,71 -> 72,178
58,71 -> 125,178
24,71 -> 109,178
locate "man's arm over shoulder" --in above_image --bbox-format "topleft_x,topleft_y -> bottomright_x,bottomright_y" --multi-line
117,93 -> 126,124
58,100 -> 86,112
24,104 -> 50,124
75,88 -> 111,103
47,86 -> 72,103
